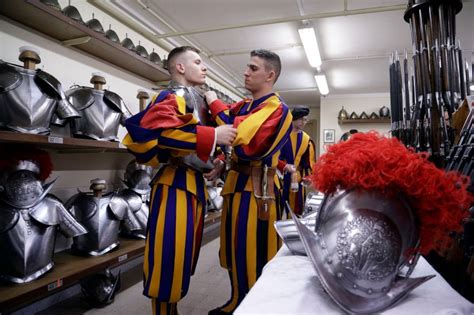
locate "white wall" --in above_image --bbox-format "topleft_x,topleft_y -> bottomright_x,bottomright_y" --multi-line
319,93 -> 391,154
0,1 -> 239,251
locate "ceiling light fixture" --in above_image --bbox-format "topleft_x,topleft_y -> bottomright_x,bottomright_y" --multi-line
315,74 -> 329,96
470,84 -> 474,92
298,26 -> 322,69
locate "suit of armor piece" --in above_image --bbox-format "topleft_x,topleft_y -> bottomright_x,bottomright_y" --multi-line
290,132 -> 471,314
65,73 -> 132,141
66,179 -> 140,256
119,160 -> 153,239
0,47 -> 80,134
0,158 -> 87,283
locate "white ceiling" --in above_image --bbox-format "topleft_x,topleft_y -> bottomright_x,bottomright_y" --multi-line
97,0 -> 474,107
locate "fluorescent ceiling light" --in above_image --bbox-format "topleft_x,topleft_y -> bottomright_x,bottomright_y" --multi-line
315,74 -> 329,95
470,84 -> 474,91
298,27 -> 322,68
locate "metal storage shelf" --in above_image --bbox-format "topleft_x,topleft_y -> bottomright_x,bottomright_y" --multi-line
0,0 -> 170,83
338,118 -> 391,124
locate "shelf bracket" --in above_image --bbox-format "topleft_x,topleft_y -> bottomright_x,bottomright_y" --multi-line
62,36 -> 91,47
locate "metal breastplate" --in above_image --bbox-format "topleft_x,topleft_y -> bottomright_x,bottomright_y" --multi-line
119,189 -> 148,239
0,195 -> 86,283
166,82 -> 214,172
67,87 -> 130,141
0,61 -> 77,134
67,192 -> 131,256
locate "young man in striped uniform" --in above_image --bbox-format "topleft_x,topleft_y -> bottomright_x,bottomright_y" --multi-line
122,46 -> 236,315
204,49 -> 293,314
278,106 -> 316,217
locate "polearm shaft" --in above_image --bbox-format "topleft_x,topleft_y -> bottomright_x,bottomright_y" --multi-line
466,61 -> 471,96
404,50 -> 411,146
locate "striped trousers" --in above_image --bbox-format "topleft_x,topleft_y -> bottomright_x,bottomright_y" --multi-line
143,184 -> 204,315
218,190 -> 282,313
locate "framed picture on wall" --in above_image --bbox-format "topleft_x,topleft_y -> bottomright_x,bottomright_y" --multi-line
323,129 -> 335,143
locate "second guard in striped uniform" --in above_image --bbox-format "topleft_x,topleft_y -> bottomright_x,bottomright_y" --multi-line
122,46 -> 236,315
278,106 -> 316,216
204,49 -> 293,314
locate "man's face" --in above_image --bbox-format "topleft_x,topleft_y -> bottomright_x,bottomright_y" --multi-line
293,116 -> 308,130
244,56 -> 272,93
180,50 -> 207,86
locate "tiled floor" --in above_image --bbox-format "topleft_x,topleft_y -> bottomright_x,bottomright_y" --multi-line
39,234 -> 230,315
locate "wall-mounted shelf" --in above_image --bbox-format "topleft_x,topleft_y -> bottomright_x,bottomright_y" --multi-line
0,0 -> 170,83
338,118 -> 391,124
0,238 -> 145,313
0,130 -> 128,153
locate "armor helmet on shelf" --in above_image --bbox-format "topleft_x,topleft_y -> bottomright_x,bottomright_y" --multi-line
149,49 -> 162,65
121,34 -> 135,51
290,132 -> 470,314
62,3 -> 84,24
105,25 -> 120,43
86,14 -> 105,34
80,269 -> 121,308
379,105 -> 390,118
135,41 -> 149,58
40,0 -> 61,11
337,106 -> 348,120
359,111 -> 369,119
124,159 -> 153,194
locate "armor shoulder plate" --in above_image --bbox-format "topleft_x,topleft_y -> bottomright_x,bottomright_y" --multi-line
103,90 -> 125,113
119,189 -> 142,212
0,62 -> 23,93
66,193 -> 98,222
66,87 -> 95,111
29,194 -> 65,226
108,193 -> 128,220
0,202 -> 20,234
35,69 -> 64,99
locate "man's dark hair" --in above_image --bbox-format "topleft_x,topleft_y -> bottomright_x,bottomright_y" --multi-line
250,49 -> 281,83
166,46 -> 200,74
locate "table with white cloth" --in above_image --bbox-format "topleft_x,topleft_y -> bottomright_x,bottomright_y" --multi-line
235,245 -> 473,314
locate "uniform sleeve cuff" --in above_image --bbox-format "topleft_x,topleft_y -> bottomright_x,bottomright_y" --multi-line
196,125 -> 215,161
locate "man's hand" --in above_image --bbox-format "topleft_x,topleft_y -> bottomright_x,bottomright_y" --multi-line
216,125 -> 237,146
204,158 -> 225,181
283,164 -> 296,174
204,91 -> 218,104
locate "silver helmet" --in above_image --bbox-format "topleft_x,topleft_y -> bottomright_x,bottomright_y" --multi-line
290,132 -> 470,314
123,160 -> 153,194
290,190 -> 432,314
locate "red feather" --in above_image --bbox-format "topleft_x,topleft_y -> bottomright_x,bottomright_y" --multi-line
312,132 -> 472,254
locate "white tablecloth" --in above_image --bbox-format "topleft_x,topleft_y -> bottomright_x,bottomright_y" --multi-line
235,246 -> 473,314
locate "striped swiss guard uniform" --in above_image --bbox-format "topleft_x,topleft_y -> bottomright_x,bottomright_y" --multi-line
278,130 -> 316,216
123,83 -> 215,315
208,92 -> 293,313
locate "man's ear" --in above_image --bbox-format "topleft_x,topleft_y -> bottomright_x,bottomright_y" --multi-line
266,70 -> 276,83
176,62 -> 185,75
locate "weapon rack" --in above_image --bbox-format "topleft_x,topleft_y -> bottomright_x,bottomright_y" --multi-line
0,0 -> 170,83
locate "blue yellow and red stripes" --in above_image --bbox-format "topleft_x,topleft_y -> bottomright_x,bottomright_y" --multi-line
279,130 -> 316,215
209,92 -> 291,313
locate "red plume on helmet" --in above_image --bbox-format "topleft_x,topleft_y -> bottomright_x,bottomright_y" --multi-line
0,148 -> 53,181
312,132 -> 471,254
